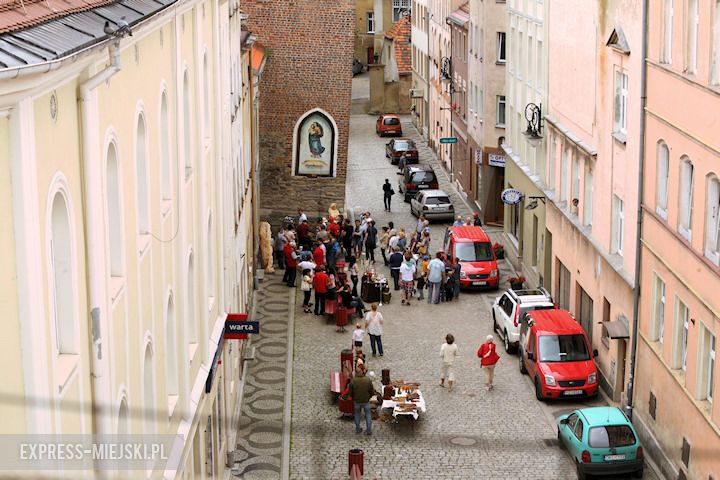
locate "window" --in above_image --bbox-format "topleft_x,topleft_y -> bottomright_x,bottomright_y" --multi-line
367,11 -> 375,33
672,298 -> 689,370
571,156 -> 580,203
160,92 -> 171,201
651,274 -> 666,343
536,40 -> 543,91
496,32 -> 506,63
143,345 -> 155,433
203,53 -> 210,129
662,0 -> 674,63
614,71 -> 629,136
50,192 -> 77,355
548,136 -> 557,190
713,1 -> 720,84
136,114 -> 149,235
183,70 -> 192,176
698,324 -> 716,402
612,195 -> 625,255
656,141 -> 670,216
392,0 -> 410,22
207,214 -> 215,300
187,253 -> 196,346
584,168 -> 593,226
685,0 -> 699,74
679,158 -> 694,239
705,176 -> 720,264
106,142 -> 123,277
496,95 -> 506,126
166,293 -> 178,403
560,147 -> 569,202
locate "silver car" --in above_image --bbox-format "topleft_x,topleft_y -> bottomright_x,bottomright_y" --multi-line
410,189 -> 455,221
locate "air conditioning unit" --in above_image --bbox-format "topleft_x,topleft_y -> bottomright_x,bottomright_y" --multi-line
409,88 -> 424,98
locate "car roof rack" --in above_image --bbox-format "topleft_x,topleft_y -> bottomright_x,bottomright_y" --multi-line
508,286 -> 553,303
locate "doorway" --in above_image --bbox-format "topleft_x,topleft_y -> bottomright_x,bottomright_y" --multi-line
578,285 -> 594,347
367,46 -> 375,66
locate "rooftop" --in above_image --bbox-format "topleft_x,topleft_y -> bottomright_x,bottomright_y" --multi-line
384,13 -> 410,76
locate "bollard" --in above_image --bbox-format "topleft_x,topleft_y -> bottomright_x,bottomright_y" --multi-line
348,449 -> 364,476
381,368 -> 390,386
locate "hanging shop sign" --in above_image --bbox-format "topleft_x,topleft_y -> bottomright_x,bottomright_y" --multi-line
488,153 -> 506,167
501,188 -> 524,205
224,313 -> 260,340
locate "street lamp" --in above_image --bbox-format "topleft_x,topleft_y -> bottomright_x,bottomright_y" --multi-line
522,102 -> 543,147
440,57 -> 455,93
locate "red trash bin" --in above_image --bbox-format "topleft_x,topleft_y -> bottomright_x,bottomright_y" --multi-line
336,306 -> 348,328
348,449 -> 364,476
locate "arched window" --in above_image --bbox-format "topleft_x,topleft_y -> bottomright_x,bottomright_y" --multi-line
160,92 -> 171,200
203,52 -> 210,128
143,344 -> 155,433
50,191 -> 77,354
106,142 -> 124,276
165,293 -> 178,398
206,214 -> 214,299
656,141 -> 670,216
187,253 -> 197,345
679,157 -> 694,238
705,175 -> 720,264
118,398 -> 129,435
183,70 -> 192,175
136,114 -> 149,234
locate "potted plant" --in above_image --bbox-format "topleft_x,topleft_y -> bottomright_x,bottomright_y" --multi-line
508,275 -> 526,290
493,242 -> 505,259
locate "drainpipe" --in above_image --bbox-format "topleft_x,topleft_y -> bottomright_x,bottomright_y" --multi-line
248,58 -> 259,291
79,41 -> 121,438
626,0 -> 649,421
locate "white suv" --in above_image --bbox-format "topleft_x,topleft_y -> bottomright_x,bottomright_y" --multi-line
492,288 -> 556,353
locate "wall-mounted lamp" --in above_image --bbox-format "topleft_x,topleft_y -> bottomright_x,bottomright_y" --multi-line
522,103 -> 543,147
525,196 -> 546,210
440,57 -> 456,94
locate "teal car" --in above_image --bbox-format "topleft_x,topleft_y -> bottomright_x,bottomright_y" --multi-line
557,407 -> 644,479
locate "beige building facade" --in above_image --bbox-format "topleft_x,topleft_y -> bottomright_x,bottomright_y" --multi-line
0,1 -> 259,478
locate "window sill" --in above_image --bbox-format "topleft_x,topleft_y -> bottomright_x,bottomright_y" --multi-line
56,353 -> 80,395
678,226 -> 692,242
207,295 -> 216,313
161,199 -> 172,219
110,276 -> 126,305
496,60 -> 506,66
611,131 -> 627,145
138,234 -> 151,256
188,342 -> 198,364
655,206 -> 667,221
495,124 -> 506,129
704,249 -> 720,266
167,395 -> 179,419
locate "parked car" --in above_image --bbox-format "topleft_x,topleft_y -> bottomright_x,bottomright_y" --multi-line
519,309 -> 599,400
442,226 -> 499,290
385,138 -> 418,164
397,165 -> 438,201
409,189 -> 454,221
492,288 -> 556,353
557,406 -> 644,480
352,58 -> 364,76
376,114 -> 403,136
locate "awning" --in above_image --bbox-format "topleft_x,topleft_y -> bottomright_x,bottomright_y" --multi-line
603,316 -> 630,339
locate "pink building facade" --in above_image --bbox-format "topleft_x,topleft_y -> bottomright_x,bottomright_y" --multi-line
545,0 -> 643,403
633,1 -> 720,478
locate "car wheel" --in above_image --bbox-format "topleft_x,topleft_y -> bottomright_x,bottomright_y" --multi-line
535,377 -> 544,401
404,194 -> 410,203
576,460 -> 587,480
519,353 -> 527,374
492,311 -> 498,332
557,428 -> 563,449
504,329 -> 513,354
634,468 -> 644,479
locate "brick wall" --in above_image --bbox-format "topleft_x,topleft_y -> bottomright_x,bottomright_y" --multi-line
244,0 -> 355,228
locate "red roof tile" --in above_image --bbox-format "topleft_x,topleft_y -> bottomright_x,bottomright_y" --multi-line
0,0 -> 116,34
384,14 -> 411,76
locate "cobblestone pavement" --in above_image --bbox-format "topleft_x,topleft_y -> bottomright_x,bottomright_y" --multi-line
233,276 -> 293,479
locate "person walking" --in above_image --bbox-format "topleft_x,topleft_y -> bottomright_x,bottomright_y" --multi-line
398,152 -> 407,171
379,226 -> 390,266
477,335 -> 500,390
352,219 -> 363,259
348,366 -> 374,435
365,304 -> 384,357
399,251 -> 417,306
426,252 -> 446,304
364,220 -> 378,263
313,266 -> 329,316
300,269 -> 314,313
388,246 -> 403,290
472,212 -> 482,226
352,322 -> 365,351
283,241 -> 298,287
416,255 -> 428,300
382,179 -> 395,212
440,334 -> 459,392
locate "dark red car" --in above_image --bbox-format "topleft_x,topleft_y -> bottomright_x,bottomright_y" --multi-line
376,114 -> 403,136
385,138 -> 419,165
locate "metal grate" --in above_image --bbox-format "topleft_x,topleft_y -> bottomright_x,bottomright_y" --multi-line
542,438 -> 559,447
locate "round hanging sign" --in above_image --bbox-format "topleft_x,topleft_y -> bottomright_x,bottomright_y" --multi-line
501,188 -> 524,205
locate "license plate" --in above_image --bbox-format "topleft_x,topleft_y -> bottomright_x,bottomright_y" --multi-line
604,454 -> 626,461
418,185 -> 429,189
564,390 -> 584,395
472,281 -> 487,286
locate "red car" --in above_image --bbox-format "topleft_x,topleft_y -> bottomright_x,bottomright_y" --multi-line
385,138 -> 419,165
376,114 -> 403,136
442,226 -> 499,289
519,309 -> 599,401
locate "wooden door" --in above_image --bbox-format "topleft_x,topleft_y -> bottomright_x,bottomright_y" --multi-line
578,286 -> 594,346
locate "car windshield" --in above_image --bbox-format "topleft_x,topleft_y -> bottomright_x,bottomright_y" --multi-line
588,425 -> 637,448
384,118 -> 400,125
410,172 -> 436,183
519,305 -> 556,319
455,242 -> 494,262
538,334 -> 590,362
395,140 -> 415,150
425,196 -> 451,205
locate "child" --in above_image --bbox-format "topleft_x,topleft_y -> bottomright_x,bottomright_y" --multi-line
444,270 -> 456,302
300,268 -> 314,313
440,334 -> 458,392
352,322 -> 365,351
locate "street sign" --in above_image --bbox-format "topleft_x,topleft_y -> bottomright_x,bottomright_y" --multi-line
488,153 -> 506,167
501,188 -> 524,205
439,137 -> 458,144
224,313 -> 260,339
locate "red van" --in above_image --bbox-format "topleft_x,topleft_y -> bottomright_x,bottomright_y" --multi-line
519,309 -> 599,401
442,226 -> 499,289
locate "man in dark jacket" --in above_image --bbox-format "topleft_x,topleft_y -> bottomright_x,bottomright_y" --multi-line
382,178 -> 394,211
388,246 -> 404,290
348,366 -> 375,435
472,212 -> 482,227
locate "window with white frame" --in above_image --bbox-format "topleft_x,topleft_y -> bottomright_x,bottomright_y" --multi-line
614,71 -> 629,136
705,176 -> 720,264
183,70 -> 192,176
672,298 -> 690,370
662,0 -> 674,63
697,324 -> 716,402
496,95 -> 506,126
160,92 -> 171,202
612,195 -> 625,255
392,0 -> 410,22
656,141 -> 670,216
713,1 -> 720,84
685,0 -> 699,74
478,86 -> 483,116
560,147 -> 569,202
584,167 -> 593,226
50,191 -> 78,355
367,11 -> 375,33
166,294 -> 178,402
571,155 -> 580,204
136,114 -> 149,235
497,32 -> 506,63
106,143 -> 124,277
536,40 -> 543,92
679,158 -> 694,239
651,274 -> 666,343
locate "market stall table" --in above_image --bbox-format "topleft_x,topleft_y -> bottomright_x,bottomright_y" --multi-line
380,387 -> 427,421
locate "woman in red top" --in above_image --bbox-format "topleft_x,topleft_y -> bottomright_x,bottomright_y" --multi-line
477,335 -> 500,390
